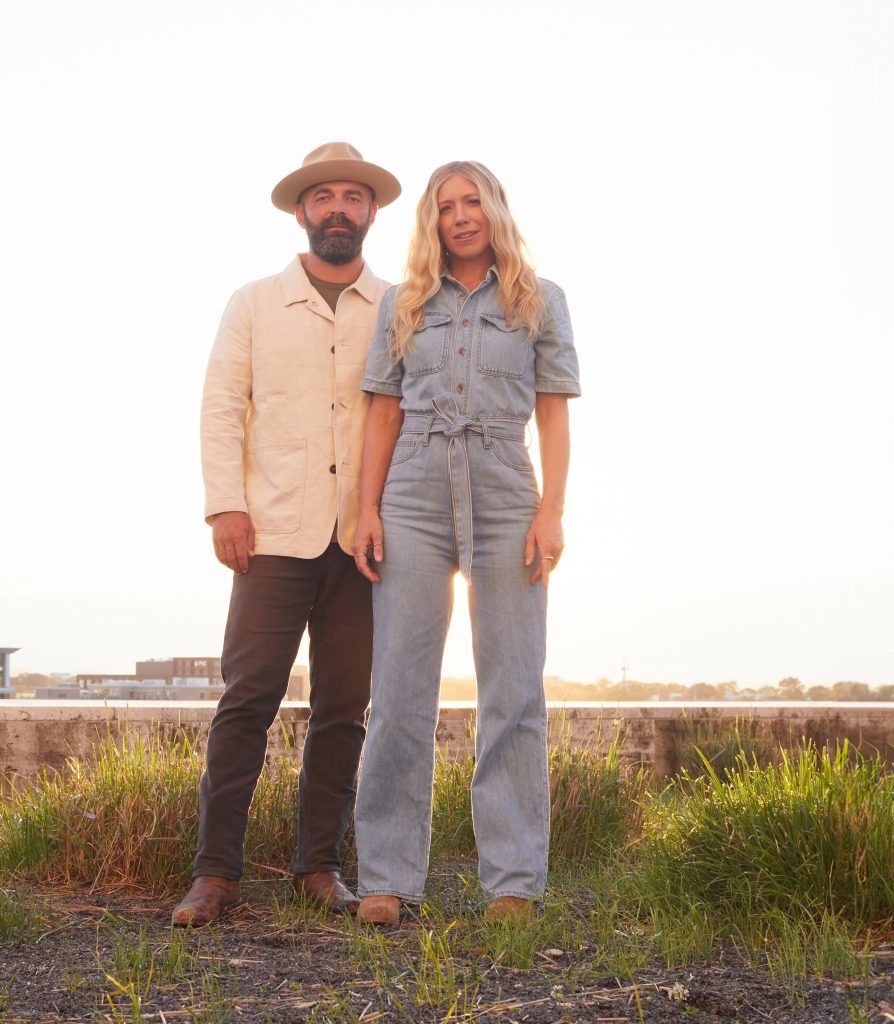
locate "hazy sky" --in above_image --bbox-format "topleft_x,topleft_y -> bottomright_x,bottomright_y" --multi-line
2,1 -> 892,686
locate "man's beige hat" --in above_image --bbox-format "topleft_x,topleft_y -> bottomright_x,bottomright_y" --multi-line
271,141 -> 401,213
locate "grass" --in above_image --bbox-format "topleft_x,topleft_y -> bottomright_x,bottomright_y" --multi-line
637,740 -> 894,924
0,726 -> 891,1019
672,713 -> 776,782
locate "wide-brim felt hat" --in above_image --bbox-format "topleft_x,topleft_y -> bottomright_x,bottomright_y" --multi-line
271,141 -> 401,212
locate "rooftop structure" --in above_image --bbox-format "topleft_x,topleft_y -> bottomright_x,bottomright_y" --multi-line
0,647 -> 19,698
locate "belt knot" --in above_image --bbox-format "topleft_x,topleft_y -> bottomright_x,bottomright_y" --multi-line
432,392 -> 477,436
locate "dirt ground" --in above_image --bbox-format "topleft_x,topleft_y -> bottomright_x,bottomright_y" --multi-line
2,873 -> 893,1024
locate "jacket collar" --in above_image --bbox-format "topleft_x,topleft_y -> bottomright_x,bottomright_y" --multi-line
280,254 -> 378,307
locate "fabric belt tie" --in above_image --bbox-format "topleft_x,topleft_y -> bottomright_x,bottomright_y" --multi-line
399,392 -> 526,577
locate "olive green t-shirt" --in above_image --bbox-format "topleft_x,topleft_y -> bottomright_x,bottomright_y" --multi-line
305,268 -> 351,314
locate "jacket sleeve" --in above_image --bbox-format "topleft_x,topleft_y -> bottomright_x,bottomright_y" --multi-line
200,289 -> 253,523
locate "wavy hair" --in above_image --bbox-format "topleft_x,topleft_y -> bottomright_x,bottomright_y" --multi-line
390,161 -> 545,359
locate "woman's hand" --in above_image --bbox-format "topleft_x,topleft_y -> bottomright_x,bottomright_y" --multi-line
353,507 -> 385,583
524,509 -> 564,588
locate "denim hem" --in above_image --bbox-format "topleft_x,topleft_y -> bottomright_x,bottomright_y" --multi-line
488,889 -> 543,901
359,888 -> 423,903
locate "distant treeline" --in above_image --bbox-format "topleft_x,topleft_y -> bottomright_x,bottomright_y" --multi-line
12,673 -> 890,703
441,676 -> 892,702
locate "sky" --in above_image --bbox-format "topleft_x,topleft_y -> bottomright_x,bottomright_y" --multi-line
2,0 -> 892,687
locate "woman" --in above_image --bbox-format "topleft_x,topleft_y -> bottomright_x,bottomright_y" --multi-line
351,161 -> 580,924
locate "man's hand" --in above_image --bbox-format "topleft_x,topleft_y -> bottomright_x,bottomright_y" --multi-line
211,511 -> 255,574
352,507 -> 384,583
524,509 -> 564,588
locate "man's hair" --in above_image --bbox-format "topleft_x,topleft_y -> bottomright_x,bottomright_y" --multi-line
390,161 -> 544,360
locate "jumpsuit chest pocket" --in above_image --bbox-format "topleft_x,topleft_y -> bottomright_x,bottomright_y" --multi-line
404,312 -> 452,378
477,313 -> 532,379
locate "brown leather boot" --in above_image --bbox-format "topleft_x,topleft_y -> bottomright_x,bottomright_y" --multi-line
356,894 -> 400,926
292,871 -> 360,914
485,896 -> 533,922
171,876 -> 241,927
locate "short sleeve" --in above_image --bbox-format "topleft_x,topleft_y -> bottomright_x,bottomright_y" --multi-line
362,287 -> 404,397
534,283 -> 581,397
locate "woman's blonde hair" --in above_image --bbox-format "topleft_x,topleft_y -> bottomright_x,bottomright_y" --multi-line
390,161 -> 544,360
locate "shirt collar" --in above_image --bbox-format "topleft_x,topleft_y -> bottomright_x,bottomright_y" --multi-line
440,263 -> 499,289
280,254 -> 378,306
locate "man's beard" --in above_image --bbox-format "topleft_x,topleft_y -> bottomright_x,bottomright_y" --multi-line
303,211 -> 370,265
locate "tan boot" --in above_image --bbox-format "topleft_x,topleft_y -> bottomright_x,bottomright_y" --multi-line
485,896 -> 533,922
356,894 -> 400,926
171,876 -> 241,927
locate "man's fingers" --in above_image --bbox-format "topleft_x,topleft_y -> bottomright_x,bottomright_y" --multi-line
233,539 -> 250,575
223,540 -> 239,573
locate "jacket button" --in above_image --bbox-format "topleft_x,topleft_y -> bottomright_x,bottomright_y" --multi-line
463,318 -> 469,327
329,465 -> 336,474
456,384 -> 464,394
458,347 -> 466,356
330,345 -> 335,354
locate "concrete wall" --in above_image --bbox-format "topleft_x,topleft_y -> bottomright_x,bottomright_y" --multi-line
4,700 -> 894,785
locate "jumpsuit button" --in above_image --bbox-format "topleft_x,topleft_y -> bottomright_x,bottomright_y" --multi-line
462,318 -> 469,326
458,347 -> 466,356
330,345 -> 335,354
456,384 -> 464,394
329,464 -> 336,473
331,403 -> 335,410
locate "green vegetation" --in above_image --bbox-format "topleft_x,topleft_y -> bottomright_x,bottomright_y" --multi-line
1,726 -> 892,1020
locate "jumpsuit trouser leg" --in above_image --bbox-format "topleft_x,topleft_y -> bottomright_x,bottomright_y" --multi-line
355,430 -> 550,900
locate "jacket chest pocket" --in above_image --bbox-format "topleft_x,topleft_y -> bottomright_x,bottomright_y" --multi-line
477,313 -> 532,379
404,312 -> 452,378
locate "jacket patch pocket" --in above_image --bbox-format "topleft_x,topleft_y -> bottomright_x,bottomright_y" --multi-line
244,438 -> 307,533
404,312 -> 452,378
477,313 -> 532,379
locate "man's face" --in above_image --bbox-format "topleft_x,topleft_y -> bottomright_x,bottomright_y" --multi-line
296,181 -> 377,265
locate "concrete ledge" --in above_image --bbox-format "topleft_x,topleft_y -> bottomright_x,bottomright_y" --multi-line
3,700 -> 894,782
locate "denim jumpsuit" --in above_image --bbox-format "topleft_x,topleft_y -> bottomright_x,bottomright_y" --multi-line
355,269 -> 580,902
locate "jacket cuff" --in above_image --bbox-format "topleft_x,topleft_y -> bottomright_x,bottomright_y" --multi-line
204,497 -> 249,525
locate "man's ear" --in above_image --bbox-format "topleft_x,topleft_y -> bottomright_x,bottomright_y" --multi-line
368,203 -> 378,227
295,205 -> 306,229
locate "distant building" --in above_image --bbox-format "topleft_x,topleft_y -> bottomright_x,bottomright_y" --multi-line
31,655 -> 309,702
135,657 -> 223,686
0,648 -> 19,698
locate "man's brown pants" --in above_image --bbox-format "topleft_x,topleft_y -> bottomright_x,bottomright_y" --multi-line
194,547 -> 372,880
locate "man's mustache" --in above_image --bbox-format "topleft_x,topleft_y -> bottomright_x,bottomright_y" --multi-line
321,214 -> 356,231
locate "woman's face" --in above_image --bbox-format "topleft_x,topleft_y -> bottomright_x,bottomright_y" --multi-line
436,174 -> 493,263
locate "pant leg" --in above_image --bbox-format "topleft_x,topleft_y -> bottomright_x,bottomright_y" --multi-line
355,435 -> 457,901
293,544 -> 372,874
466,436 -> 550,899
195,554 -> 318,880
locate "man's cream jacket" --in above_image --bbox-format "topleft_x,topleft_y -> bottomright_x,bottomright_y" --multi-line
201,256 -> 389,558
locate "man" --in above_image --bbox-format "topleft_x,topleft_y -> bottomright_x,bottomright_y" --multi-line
172,142 -> 401,926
